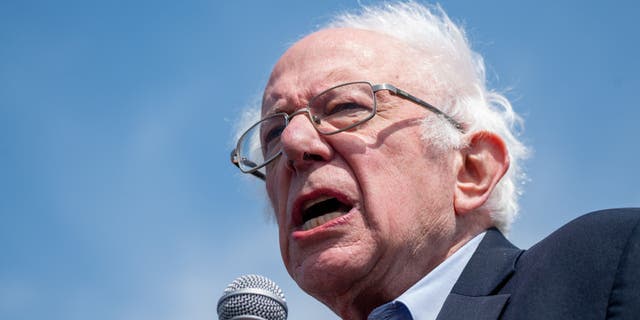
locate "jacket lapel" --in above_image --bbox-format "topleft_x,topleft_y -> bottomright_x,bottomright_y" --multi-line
435,293 -> 511,320
436,228 -> 523,320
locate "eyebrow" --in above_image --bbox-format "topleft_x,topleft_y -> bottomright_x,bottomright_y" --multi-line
262,77 -> 354,117
262,103 -> 289,118
261,93 -> 307,117
261,92 -> 285,116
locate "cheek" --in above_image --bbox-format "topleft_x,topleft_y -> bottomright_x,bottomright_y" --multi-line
346,136 -> 455,221
278,224 -> 291,273
266,164 -> 296,253
267,176 -> 293,274
266,165 -> 290,222
265,181 -> 279,215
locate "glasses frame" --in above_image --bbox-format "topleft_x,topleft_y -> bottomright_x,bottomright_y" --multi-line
231,81 -> 464,181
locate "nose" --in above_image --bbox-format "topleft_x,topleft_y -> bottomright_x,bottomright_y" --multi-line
279,110 -> 333,174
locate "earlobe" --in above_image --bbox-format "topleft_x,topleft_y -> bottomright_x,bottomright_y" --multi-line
454,131 -> 510,215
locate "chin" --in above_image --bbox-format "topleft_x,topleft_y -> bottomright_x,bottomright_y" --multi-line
289,246 -> 371,300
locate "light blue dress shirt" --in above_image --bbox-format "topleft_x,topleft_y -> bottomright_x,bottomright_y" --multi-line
368,232 -> 486,320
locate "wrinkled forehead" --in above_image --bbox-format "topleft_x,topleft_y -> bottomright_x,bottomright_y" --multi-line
262,28 -> 421,115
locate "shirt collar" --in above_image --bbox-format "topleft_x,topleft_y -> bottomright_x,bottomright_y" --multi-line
396,231 -> 486,320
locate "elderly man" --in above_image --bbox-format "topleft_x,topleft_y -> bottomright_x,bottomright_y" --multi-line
230,2 -> 639,319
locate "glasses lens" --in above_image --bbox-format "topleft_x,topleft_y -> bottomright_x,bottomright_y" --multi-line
309,82 -> 375,134
236,114 -> 286,173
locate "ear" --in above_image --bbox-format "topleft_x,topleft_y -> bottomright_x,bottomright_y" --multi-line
454,131 -> 510,215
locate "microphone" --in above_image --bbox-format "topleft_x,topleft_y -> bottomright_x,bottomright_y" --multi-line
217,274 -> 288,320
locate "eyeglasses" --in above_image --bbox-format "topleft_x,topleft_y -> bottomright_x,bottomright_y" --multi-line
231,81 -> 463,180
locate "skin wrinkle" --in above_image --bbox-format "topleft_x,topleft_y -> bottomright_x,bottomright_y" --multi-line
334,95 -> 440,152
274,30 -> 450,318
327,116 -> 425,157
260,27 -> 505,319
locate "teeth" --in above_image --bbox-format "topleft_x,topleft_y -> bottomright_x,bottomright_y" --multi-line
301,212 -> 343,231
303,196 -> 333,212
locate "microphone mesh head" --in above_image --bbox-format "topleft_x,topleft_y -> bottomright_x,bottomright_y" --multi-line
217,274 -> 287,320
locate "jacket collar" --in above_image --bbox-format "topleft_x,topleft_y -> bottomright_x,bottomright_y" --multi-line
436,228 -> 523,320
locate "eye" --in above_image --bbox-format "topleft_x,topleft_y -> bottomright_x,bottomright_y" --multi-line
325,102 -> 367,115
262,125 -> 285,146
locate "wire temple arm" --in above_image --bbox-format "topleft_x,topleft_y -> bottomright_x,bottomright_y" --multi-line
372,83 -> 464,131
230,149 -> 266,180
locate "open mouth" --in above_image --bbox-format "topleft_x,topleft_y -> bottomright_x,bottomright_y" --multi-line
301,196 -> 352,231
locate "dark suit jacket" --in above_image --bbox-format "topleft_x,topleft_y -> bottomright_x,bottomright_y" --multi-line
437,208 -> 640,320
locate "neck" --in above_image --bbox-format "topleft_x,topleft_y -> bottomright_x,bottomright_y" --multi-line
329,219 -> 489,319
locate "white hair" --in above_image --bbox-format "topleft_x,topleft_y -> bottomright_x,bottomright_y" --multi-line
234,1 -> 529,233
325,1 -> 529,232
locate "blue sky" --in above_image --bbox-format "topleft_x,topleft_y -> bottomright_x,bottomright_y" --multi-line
1,1 -> 638,319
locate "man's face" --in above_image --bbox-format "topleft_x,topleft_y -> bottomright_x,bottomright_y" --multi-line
262,29 -> 459,304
